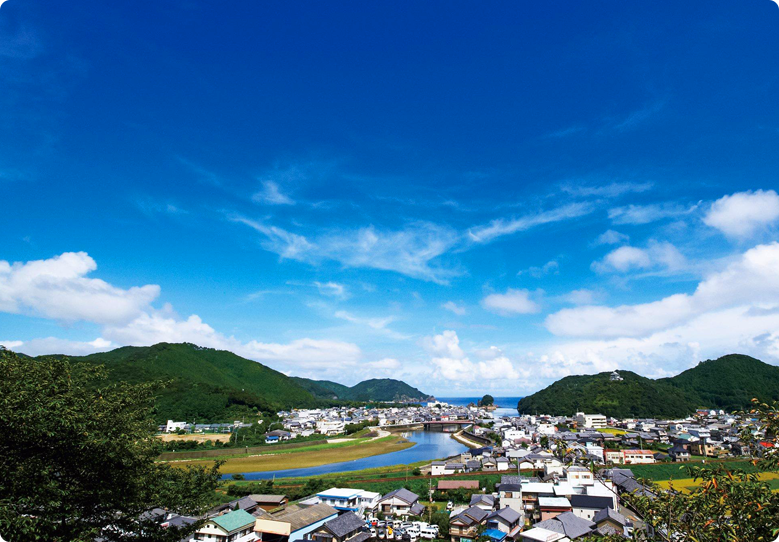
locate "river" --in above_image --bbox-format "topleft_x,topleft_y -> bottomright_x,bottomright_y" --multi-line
234,430 -> 467,480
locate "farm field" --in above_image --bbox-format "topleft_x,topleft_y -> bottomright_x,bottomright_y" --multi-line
171,435 -> 414,474
626,459 -> 765,482
656,472 -> 779,492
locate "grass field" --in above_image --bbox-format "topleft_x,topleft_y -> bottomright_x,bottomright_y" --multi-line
656,472 -> 779,493
626,459 -> 764,482
172,435 -> 415,473
596,428 -> 628,435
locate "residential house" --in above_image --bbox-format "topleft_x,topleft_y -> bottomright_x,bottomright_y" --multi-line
593,508 -> 631,537
668,444 -> 691,462
377,488 -> 423,517
431,461 -> 447,476
193,509 -> 257,542
537,497 -> 572,521
485,507 -> 523,536
309,512 -> 369,542
251,495 -> 289,512
449,506 -> 489,542
621,449 -> 655,465
496,457 -> 511,471
469,494 -> 496,512
533,511 -> 596,540
316,489 -> 364,512
496,475 -> 524,514
569,495 -> 614,521
566,466 -> 593,487
255,503 -> 339,542
439,480 -> 480,491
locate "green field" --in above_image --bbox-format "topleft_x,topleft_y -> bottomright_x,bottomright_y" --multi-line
171,435 -> 415,473
626,459 -> 764,482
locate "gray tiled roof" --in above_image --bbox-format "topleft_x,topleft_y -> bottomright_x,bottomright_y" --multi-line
324,512 -> 365,538
593,507 -> 628,527
380,488 -> 419,504
535,511 -> 595,539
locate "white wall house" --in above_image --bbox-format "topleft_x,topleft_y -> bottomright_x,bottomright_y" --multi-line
575,412 -> 607,429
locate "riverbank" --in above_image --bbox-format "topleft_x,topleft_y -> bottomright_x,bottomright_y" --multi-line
169,434 -> 415,474
452,430 -> 488,448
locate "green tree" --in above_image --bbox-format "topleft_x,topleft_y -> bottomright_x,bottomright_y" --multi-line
478,394 -> 494,407
0,349 -> 223,542
624,398 -> 779,541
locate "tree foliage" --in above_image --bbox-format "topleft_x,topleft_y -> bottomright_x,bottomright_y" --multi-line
0,349 -> 223,542
518,354 -> 779,418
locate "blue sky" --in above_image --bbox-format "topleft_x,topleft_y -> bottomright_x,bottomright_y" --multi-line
2,1 -> 779,395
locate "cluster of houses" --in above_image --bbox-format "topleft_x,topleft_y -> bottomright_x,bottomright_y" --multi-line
146,459 -> 643,542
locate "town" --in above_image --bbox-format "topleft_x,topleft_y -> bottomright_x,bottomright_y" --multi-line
155,391 -> 771,542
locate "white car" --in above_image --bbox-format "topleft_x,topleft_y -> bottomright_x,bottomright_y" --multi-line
446,501 -> 453,510
419,528 -> 437,540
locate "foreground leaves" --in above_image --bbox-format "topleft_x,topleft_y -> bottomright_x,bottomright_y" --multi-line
0,348 -> 223,542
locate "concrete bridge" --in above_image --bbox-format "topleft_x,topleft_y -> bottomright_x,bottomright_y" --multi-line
423,420 -> 474,432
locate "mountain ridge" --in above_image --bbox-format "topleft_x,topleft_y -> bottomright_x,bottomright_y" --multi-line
26,342 -> 432,422
517,354 -> 779,418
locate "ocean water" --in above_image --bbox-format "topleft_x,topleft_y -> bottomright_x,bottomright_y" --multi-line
437,396 -> 523,418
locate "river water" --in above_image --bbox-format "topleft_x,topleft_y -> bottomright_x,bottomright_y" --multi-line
234,430 -> 467,480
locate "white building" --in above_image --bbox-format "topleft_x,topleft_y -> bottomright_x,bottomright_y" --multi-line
165,420 -> 187,433
575,412 -> 607,429
316,420 -> 345,435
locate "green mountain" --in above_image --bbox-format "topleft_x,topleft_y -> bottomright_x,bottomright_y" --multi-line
517,354 -> 779,419
293,377 -> 433,403
661,354 -> 779,412
291,377 -> 351,400
28,342 -> 432,423
61,343 -> 319,423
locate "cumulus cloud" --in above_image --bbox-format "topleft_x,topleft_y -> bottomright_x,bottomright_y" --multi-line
442,301 -> 467,316
591,241 -> 685,274
703,189 -> 779,239
366,357 -> 401,370
252,180 -> 295,205
422,330 -> 523,382
481,289 -> 541,316
0,252 -> 159,325
1,252 -> 363,373
547,242 -> 779,339
608,202 -> 698,225
560,289 -> 600,305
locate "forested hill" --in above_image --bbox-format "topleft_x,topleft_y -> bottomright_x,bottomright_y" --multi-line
30,342 -> 432,423
59,343 -> 318,423
292,377 -> 434,402
517,354 -> 779,418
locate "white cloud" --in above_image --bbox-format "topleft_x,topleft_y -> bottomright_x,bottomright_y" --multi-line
482,289 -> 541,316
608,202 -> 698,225
252,180 -> 295,205
0,252 -> 159,325
595,229 -> 629,245
422,331 -> 524,382
518,260 -> 559,279
592,241 -> 685,274
703,189 -> 779,239
547,242 -> 779,339
313,281 -> 348,299
560,289 -> 599,305
2,337 -> 114,357
333,310 -> 409,340
234,217 -> 460,284
467,203 -> 593,244
561,181 -> 653,198
442,301 -> 467,316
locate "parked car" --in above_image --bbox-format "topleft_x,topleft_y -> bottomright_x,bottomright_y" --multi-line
446,501 -> 454,510
419,527 -> 437,540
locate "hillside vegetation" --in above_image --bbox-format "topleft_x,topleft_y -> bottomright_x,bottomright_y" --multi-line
517,354 -> 779,418
31,343 -> 432,423
293,377 -> 433,402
